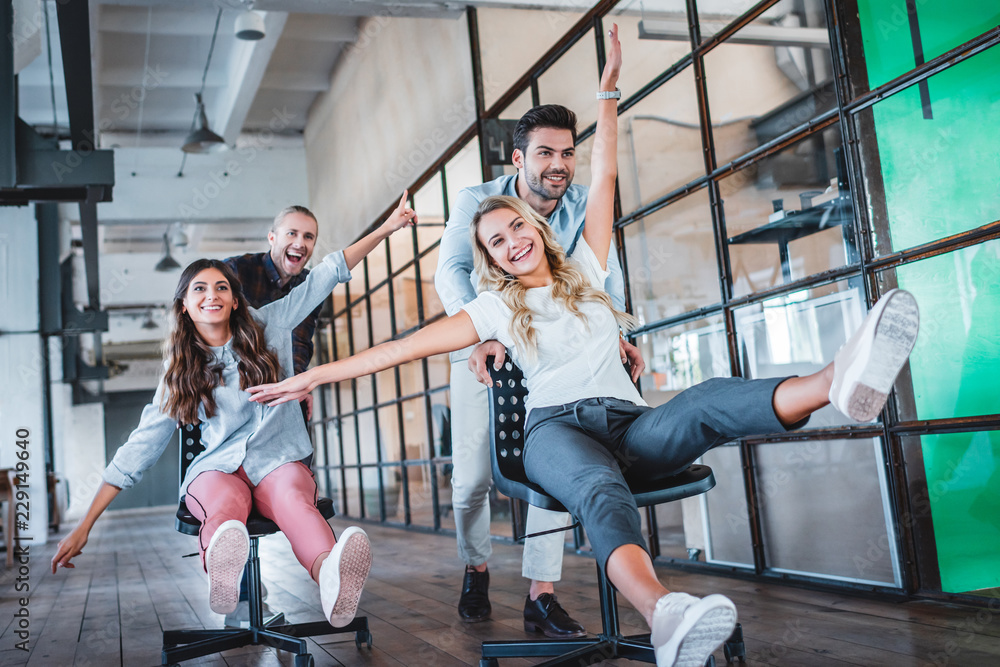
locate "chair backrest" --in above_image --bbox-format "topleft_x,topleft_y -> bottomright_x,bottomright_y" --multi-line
179,423 -> 205,480
486,356 -> 717,511
486,357 -> 568,511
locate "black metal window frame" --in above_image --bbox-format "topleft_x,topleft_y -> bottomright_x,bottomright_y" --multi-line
311,0 -> 1000,605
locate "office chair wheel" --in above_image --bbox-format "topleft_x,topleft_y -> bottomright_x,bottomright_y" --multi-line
705,656 -> 716,667
294,654 -> 314,667
355,628 -> 373,649
724,622 -> 746,663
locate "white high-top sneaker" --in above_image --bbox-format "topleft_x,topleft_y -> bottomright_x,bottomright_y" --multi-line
651,592 -> 737,667
829,289 -> 920,422
319,526 -> 372,627
205,520 -> 249,615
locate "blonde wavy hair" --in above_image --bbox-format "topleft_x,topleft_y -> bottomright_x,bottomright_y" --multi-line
470,195 -> 637,363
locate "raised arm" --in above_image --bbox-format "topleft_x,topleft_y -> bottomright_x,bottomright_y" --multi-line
259,192 -> 416,328
248,310 -> 482,405
344,190 -> 417,270
582,23 -> 622,270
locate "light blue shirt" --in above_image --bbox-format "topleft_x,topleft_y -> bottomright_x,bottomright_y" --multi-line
102,251 -> 352,497
434,175 -> 627,324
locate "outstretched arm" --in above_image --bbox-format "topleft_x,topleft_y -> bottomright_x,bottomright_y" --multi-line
51,482 -> 121,573
582,23 -> 622,271
249,311 -> 482,405
344,191 -> 417,270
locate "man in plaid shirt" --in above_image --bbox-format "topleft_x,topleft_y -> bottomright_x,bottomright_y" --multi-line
224,205 -> 321,420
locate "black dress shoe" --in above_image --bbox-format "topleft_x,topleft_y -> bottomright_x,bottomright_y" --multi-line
523,593 -> 586,638
458,567 -> 491,622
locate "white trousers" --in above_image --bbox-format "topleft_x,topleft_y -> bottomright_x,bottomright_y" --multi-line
449,357 -> 571,581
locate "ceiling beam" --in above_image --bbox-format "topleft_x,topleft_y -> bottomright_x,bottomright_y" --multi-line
215,11 -> 288,145
1,0 -> 16,188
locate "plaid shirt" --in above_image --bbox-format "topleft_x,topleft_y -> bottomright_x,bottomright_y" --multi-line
223,252 -> 321,375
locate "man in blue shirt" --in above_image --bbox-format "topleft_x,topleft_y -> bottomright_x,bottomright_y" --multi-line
435,104 -> 643,637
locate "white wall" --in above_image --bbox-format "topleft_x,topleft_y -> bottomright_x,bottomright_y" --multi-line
305,15 -> 475,252
0,207 -> 49,540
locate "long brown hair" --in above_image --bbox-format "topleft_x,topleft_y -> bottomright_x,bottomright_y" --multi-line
470,195 -> 637,363
162,259 -> 282,424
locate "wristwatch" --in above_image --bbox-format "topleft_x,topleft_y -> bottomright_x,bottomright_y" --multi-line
597,88 -> 621,100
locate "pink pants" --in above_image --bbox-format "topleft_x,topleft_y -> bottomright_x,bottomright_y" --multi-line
186,462 -> 336,575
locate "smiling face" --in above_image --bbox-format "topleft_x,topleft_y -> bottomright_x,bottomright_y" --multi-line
182,267 -> 237,329
513,127 -> 576,203
476,207 -> 552,286
268,211 -> 318,284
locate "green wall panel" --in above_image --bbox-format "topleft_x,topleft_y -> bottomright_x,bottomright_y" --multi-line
859,2 -> 1000,594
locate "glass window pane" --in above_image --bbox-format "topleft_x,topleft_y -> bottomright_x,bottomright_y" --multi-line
357,411 -> 378,464
350,299 -> 370,351
733,280 -> 865,428
434,462 -> 456,533
414,171 -> 445,227
858,45 -> 1000,257
376,368 -> 397,406
331,277 -> 347,309
696,0 -> 787,29
401,397 -> 435,527
723,125 -> 856,298
854,0 -> 1000,93
419,246 -> 445,320
478,7 -> 587,110
393,265 -> 421,335
882,240 -> 1000,422
427,355 -> 451,392
617,67 -> 703,213
400,360 -> 425,397
701,444 -> 753,566
388,224 -> 415,272
369,284 -> 392,344
623,187 -> 719,326
538,34 -> 600,130
365,244 -> 389,292
499,87 -> 534,123
570,134 -> 595,191
903,432 -> 1000,594
608,2 -> 691,96
635,314 -> 730,406
444,137 -> 482,217
379,405 -> 402,463
703,0 -> 835,165
756,437 -> 898,585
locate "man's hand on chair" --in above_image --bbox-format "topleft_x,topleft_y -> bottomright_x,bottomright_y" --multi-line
469,340 -> 507,386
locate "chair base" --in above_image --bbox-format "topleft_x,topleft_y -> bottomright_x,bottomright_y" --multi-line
480,625 -> 744,667
162,532 -> 373,665
480,563 -> 745,667
162,616 -> 371,666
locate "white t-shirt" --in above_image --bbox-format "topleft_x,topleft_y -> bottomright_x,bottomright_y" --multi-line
462,238 -> 646,417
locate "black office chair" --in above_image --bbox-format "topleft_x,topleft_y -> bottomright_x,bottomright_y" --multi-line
478,359 -> 745,667
162,424 -> 372,667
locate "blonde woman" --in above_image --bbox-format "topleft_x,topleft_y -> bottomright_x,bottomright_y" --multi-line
249,25 -> 919,667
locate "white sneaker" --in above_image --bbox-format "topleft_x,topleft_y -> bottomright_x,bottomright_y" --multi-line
319,526 -> 372,628
651,592 -> 737,667
205,520 -> 249,615
829,289 -> 919,422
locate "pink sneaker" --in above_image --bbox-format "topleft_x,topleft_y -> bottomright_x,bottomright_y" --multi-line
319,526 -> 372,627
829,289 -> 919,422
651,592 -> 736,667
205,520 -> 249,615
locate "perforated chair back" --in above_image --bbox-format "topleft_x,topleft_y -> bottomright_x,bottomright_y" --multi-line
486,358 -> 568,512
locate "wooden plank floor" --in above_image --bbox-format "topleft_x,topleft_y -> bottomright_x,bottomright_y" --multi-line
1,507 -> 998,666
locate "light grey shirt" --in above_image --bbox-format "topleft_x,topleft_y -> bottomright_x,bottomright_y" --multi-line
102,251 -> 352,497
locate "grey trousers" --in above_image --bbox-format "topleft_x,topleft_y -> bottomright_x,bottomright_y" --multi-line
522,376 -> 797,573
